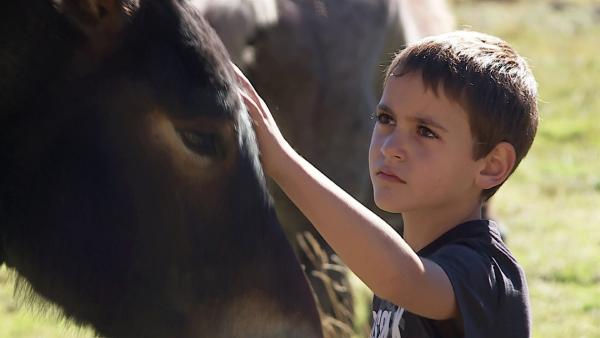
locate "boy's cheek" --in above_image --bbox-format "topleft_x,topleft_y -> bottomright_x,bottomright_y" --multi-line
369,130 -> 382,161
368,151 -> 381,180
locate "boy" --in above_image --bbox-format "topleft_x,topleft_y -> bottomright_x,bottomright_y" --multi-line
234,30 -> 537,337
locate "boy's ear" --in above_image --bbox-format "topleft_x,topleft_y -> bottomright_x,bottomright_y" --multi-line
475,142 -> 516,190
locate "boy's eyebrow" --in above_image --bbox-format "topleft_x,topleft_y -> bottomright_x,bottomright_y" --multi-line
377,103 -> 396,116
377,103 -> 449,133
411,116 -> 449,133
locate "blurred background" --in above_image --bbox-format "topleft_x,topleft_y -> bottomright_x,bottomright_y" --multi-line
1,0 -> 599,337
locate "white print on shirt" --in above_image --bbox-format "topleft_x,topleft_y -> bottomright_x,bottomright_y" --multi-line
370,307 -> 405,338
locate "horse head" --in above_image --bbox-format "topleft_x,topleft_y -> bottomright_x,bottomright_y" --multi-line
0,1 -> 322,337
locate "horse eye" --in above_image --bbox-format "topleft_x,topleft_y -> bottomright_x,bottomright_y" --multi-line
179,130 -> 221,157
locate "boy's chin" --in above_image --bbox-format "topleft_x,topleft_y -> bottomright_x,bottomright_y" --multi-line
373,196 -> 405,214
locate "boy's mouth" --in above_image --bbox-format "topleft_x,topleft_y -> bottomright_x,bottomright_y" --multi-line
376,169 -> 406,184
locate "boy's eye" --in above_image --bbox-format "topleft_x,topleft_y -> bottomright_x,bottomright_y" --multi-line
417,125 -> 438,139
372,112 -> 395,125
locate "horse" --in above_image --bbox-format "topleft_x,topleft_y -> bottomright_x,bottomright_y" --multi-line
195,0 -> 455,328
0,0 -> 323,337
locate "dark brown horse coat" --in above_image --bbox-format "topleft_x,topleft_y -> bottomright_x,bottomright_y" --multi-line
0,0 -> 322,337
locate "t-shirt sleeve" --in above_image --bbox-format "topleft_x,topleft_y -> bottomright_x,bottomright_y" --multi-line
427,244 -> 508,337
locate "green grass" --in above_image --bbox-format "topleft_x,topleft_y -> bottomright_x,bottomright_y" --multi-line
0,267 -> 95,337
2,1 -> 600,337
455,1 -> 600,337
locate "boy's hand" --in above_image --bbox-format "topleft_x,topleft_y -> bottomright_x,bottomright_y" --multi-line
231,63 -> 290,178
231,66 -> 457,322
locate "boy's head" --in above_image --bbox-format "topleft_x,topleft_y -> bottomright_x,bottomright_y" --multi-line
384,30 -> 538,200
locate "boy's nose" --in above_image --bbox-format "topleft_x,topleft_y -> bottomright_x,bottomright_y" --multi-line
380,133 -> 407,162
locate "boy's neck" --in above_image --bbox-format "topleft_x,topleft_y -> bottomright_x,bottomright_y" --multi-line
402,200 -> 483,252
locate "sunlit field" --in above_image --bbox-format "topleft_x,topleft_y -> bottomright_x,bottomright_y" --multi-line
2,1 -> 599,337
454,1 -> 600,337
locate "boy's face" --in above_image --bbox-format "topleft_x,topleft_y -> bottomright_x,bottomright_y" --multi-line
369,72 -> 483,214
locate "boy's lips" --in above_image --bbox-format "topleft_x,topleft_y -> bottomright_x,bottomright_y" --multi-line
376,169 -> 406,184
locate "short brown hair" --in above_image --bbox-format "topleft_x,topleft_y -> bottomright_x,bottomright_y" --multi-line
386,30 -> 538,200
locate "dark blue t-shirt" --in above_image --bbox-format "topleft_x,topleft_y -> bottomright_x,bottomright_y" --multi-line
369,220 -> 530,338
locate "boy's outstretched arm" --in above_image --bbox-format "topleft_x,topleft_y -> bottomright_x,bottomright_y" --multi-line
233,65 -> 457,321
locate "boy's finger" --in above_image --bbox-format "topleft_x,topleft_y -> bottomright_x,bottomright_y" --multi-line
240,91 -> 256,110
230,62 -> 272,124
230,61 -> 245,80
230,62 -> 261,99
240,91 -> 262,120
230,62 -> 252,89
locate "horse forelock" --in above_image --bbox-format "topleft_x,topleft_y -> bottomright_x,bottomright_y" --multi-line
127,0 -> 268,197
110,0 -> 240,119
